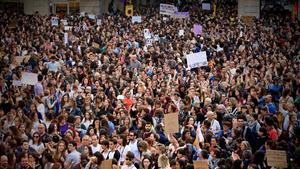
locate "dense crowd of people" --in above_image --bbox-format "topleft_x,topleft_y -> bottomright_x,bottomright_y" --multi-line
0,1 -> 299,169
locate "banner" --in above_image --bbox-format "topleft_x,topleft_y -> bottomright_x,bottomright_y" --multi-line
160,3 -> 178,16
172,12 -> 189,19
186,51 -> 208,69
132,16 -> 142,23
125,5 -> 134,16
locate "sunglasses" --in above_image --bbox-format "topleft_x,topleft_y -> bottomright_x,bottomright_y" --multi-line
126,158 -> 132,161
33,135 -> 39,138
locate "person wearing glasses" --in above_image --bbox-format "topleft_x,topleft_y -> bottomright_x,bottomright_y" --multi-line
64,141 -> 81,169
121,151 -> 137,169
127,131 -> 139,162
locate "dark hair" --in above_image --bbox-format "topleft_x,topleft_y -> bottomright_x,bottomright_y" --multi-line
44,152 -> 53,163
258,127 -> 268,136
38,74 -> 43,81
94,152 -> 104,166
101,140 -> 109,146
177,159 -> 187,169
141,155 -> 153,169
201,149 -> 209,159
126,151 -> 135,160
69,141 -> 77,147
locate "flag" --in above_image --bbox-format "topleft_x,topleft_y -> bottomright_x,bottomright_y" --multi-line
125,5 -> 133,16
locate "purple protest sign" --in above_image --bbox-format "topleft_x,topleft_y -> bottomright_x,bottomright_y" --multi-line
193,24 -> 202,36
172,12 -> 189,19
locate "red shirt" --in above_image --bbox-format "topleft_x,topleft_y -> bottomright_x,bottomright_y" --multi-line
268,128 -> 278,141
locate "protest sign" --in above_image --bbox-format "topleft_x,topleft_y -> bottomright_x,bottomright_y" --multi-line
13,80 -> 22,87
132,16 -> 142,23
64,26 -> 72,31
92,42 -> 100,48
186,51 -> 208,69
125,5 -> 133,16
160,3 -> 178,16
80,12 -> 85,17
164,113 -> 179,134
61,19 -> 68,26
143,29 -> 151,39
101,159 -> 112,169
64,33 -> 68,44
8,21 -> 17,29
172,12 -> 189,19
21,72 -> 38,85
202,3 -> 211,10
193,160 -> 209,169
51,17 -> 58,26
179,29 -> 184,36
241,16 -> 255,26
146,39 -> 153,47
15,55 -> 31,65
193,24 -> 202,36
96,19 -> 101,25
266,150 -> 288,168
88,14 -> 95,20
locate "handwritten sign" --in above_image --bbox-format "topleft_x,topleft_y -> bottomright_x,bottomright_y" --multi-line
266,150 -> 288,168
101,159 -> 112,169
21,72 -> 38,85
132,16 -> 142,23
186,51 -> 208,69
164,113 -> 179,134
193,160 -> 208,169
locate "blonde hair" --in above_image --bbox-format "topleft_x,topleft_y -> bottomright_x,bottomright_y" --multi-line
158,154 -> 170,168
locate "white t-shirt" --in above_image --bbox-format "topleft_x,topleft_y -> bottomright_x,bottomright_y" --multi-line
128,140 -> 139,159
118,145 -> 131,164
121,164 -> 137,169
90,144 -> 102,154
